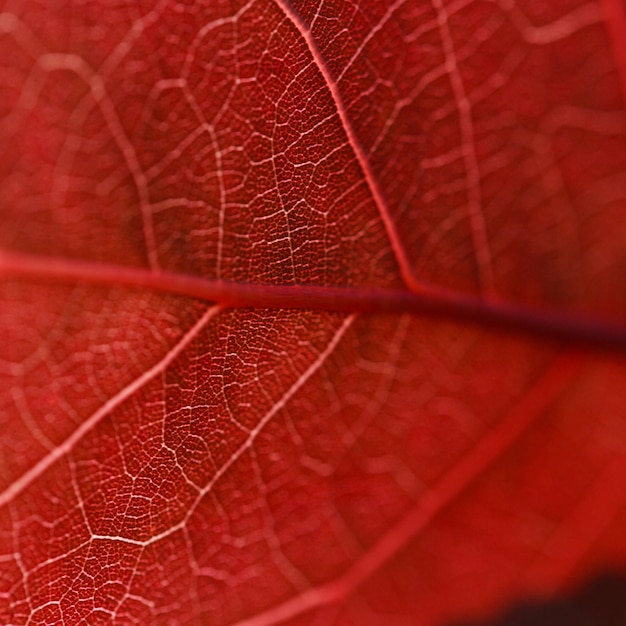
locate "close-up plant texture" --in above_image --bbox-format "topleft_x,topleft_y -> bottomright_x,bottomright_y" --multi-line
1,1 -> 626,624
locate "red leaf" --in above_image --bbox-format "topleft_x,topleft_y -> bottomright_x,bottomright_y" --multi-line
1,1 -> 626,625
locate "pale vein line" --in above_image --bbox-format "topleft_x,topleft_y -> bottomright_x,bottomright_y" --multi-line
336,0 -> 409,83
599,0 -> 626,105
271,0 -> 422,293
90,314 -> 356,548
35,52 -> 160,271
498,0 -> 603,45
432,0 -> 495,297
190,315 -> 355,513
0,306 -> 220,509
231,354 -> 582,626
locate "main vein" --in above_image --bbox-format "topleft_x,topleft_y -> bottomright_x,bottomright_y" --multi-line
1,248 -> 625,353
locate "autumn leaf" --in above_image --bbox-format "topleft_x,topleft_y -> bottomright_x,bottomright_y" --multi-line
1,1 -> 626,625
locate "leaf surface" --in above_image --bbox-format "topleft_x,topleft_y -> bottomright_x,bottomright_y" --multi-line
1,1 -> 626,624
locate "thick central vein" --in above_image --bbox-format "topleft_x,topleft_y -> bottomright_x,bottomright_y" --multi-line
1,249 -> 625,353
